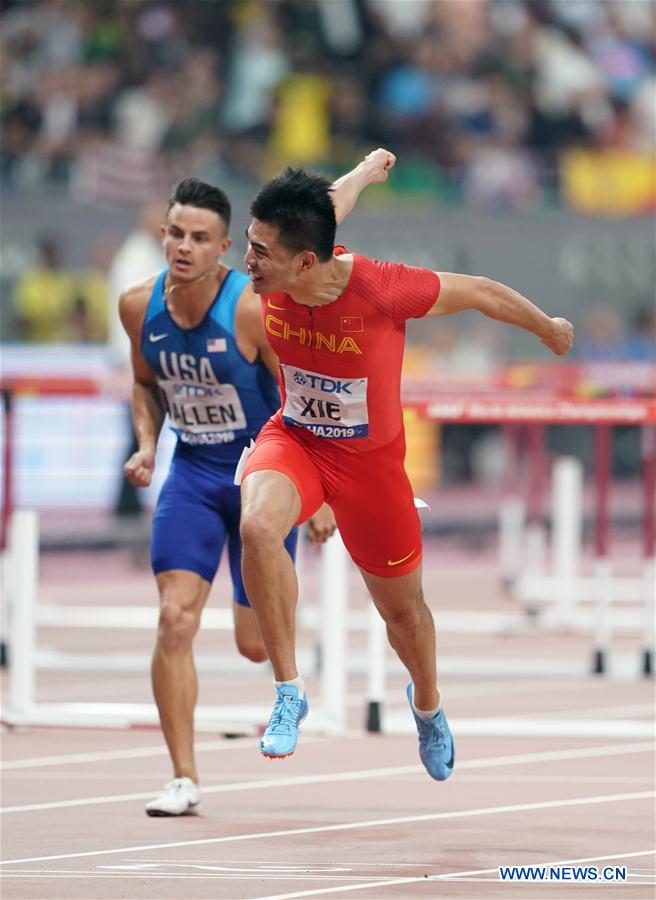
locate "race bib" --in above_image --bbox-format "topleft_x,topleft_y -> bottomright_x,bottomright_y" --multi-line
281,364 -> 368,439
160,380 -> 247,445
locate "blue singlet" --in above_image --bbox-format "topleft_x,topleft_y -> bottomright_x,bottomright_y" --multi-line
142,268 -> 296,602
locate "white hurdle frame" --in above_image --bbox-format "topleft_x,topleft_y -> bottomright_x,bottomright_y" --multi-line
3,514 -> 349,734
515,457 -> 648,633
364,449 -> 653,734
551,456 -> 584,626
497,497 -> 525,588
7,509 -> 39,713
365,603 -> 386,732
319,531 -> 348,734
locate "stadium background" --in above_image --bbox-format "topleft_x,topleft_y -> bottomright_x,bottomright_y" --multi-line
0,3 -> 654,896
1,0 -> 654,515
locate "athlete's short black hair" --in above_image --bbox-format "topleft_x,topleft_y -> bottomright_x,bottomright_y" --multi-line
250,168 -> 335,261
168,177 -> 231,230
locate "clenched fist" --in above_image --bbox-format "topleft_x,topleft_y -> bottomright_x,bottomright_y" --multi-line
307,503 -> 337,544
540,317 -> 574,357
124,447 -> 156,488
364,148 -> 396,184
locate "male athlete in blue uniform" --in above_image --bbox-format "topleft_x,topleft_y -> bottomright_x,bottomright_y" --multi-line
119,150 -> 396,816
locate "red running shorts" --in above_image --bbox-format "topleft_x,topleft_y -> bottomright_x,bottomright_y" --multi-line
242,415 -> 422,578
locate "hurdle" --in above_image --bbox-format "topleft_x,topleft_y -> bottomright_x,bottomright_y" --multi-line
363,391 -> 655,736
2,508 -> 350,735
0,387 -> 14,667
514,433 -> 655,676
3,369 -> 654,739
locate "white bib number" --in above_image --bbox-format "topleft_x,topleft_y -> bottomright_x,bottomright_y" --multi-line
160,380 -> 247,445
281,364 -> 368,439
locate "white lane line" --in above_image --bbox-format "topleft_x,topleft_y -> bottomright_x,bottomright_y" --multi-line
2,740 -> 653,814
250,850 -> 656,900
226,877 -> 434,899
417,879 -> 656,885
0,765 -> 421,814
527,702 -> 655,721
2,790 -> 653,866
454,774 -> 653,785
0,734 -> 354,771
1,857 -> 654,887
0,874 -> 442,892
0,875 -> 381,882
0,739 -> 258,771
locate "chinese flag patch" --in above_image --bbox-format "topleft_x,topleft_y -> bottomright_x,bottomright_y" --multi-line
340,316 -> 364,332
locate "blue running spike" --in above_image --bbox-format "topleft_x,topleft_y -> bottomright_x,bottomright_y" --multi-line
406,682 -> 455,781
260,684 -> 308,758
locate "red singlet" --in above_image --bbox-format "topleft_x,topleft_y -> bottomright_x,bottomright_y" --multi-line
243,250 -> 440,577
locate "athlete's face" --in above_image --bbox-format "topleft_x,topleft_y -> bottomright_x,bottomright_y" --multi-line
162,203 -> 231,282
244,219 -> 311,294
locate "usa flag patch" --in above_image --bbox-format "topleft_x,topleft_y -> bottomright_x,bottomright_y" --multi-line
207,337 -> 227,352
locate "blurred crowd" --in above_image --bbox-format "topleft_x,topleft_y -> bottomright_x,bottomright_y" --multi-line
2,0 -> 654,210
12,213 -> 655,366
2,0 -> 654,356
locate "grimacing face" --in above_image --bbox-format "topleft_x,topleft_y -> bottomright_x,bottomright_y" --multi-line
162,203 -> 231,283
244,218 -> 307,294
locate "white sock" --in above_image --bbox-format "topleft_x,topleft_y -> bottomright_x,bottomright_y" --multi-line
275,675 -> 305,697
412,685 -> 440,720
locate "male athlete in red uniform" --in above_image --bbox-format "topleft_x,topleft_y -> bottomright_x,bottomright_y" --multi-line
238,159 -> 574,779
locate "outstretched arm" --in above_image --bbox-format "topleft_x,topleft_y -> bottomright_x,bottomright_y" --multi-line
330,148 -> 396,225
428,273 -> 574,357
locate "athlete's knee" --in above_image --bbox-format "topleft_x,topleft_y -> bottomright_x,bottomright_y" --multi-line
156,596 -> 200,653
240,508 -> 285,552
377,587 -> 427,632
235,635 -> 268,663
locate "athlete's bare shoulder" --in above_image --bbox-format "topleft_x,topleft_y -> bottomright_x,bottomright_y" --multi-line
235,280 -> 264,327
118,272 -> 159,337
119,272 -> 158,311
235,279 -> 260,311
234,278 -> 274,365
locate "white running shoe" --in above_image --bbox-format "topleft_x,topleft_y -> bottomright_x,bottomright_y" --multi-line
145,777 -> 200,817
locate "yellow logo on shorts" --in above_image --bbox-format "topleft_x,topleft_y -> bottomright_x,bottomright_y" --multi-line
387,549 -> 417,567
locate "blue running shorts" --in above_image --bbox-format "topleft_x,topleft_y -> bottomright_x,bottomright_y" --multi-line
151,450 -> 298,606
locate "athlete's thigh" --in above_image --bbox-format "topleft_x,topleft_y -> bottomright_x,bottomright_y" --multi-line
359,564 -> 424,621
335,495 -> 422,578
155,568 -> 213,620
226,493 -> 299,607
330,437 -> 423,578
152,457 -> 228,584
241,418 -> 325,526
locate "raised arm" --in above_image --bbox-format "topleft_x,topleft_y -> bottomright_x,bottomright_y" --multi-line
119,283 -> 166,487
330,148 -> 396,225
428,273 -> 574,357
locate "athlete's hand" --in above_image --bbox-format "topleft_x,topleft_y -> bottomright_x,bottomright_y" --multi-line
124,447 -> 156,487
313,280 -> 349,303
331,148 -> 396,225
540,317 -> 575,357
364,148 -> 396,184
307,503 -> 337,544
